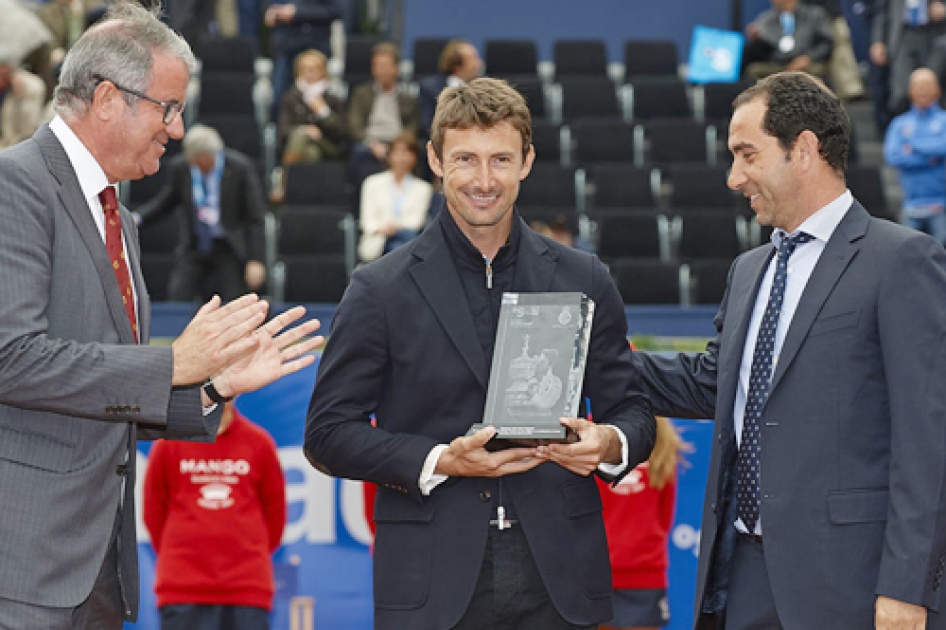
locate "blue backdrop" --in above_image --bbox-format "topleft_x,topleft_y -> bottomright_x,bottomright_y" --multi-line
126,356 -> 713,630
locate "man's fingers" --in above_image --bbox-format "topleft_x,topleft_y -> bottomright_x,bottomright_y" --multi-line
274,319 -> 322,350
462,426 -> 497,450
194,294 -> 222,318
281,336 -> 325,362
279,353 -> 317,376
261,306 -> 309,337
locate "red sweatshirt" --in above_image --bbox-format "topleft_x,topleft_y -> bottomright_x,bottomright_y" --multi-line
597,462 -> 676,589
144,412 -> 287,609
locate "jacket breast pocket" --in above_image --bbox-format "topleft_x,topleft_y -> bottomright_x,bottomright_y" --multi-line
828,487 -> 889,524
809,309 -> 860,338
372,490 -> 435,610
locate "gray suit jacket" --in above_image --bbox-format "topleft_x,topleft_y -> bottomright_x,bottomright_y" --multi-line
635,202 -> 946,629
0,125 -> 220,621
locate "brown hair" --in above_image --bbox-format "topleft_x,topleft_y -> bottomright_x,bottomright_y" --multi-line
732,72 -> 850,174
647,416 -> 692,489
372,41 -> 401,65
390,131 -> 420,156
438,39 -> 470,76
293,48 -> 327,78
429,77 -> 532,162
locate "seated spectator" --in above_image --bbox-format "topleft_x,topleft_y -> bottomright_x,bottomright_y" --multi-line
529,214 -> 595,253
418,39 -> 482,138
804,0 -> 864,100
884,67 -> 946,245
0,58 -> 47,149
348,41 -> 419,189
136,125 -> 267,302
265,0 -> 341,121
598,415 -> 688,630
38,0 -> 104,68
0,0 -> 56,101
357,133 -> 432,262
743,0 -> 834,80
278,48 -> 346,166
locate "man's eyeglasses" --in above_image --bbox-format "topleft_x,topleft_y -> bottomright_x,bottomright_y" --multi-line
93,74 -> 186,125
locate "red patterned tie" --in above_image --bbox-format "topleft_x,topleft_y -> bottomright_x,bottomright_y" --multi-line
98,186 -> 138,343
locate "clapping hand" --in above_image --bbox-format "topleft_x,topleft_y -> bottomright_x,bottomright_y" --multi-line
212,305 -> 324,397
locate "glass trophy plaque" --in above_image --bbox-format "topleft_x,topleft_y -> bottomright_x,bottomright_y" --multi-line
468,292 -> 595,448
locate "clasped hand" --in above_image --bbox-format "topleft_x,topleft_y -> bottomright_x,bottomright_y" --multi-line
435,418 -> 620,478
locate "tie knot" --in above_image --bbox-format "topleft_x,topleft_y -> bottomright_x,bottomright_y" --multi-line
778,231 -> 813,258
98,186 -> 118,214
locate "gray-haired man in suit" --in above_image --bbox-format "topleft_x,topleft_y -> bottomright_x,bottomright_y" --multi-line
0,2 -> 323,628
634,72 -> 946,629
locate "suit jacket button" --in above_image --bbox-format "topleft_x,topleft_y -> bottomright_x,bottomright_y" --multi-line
116,464 -> 127,476
479,490 -> 491,502
717,433 -> 723,444
711,502 -> 717,514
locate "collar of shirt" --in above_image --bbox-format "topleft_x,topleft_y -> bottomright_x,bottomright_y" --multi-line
771,188 -> 851,249
49,115 -> 115,243
439,205 -> 521,273
446,75 -> 466,88
911,103 -> 943,118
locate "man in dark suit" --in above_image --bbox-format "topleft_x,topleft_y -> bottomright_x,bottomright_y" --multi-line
417,39 -> 482,139
633,71 -> 946,629
0,3 -> 322,627
137,124 -> 267,302
305,77 -> 655,629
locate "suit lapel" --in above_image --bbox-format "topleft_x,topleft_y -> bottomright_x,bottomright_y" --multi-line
409,221 -> 490,390
35,126 -> 138,344
769,202 -> 866,392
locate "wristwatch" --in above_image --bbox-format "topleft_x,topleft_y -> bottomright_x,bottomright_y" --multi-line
202,378 -> 234,403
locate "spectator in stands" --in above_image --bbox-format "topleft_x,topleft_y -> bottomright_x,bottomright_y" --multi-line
884,67 -> 946,245
38,0 -> 104,69
265,0 -> 340,121
348,41 -> 419,188
144,401 -> 287,630
137,124 -> 267,302
803,0 -> 865,99
529,214 -> 595,254
357,132 -> 433,262
872,0 -> 946,114
599,416 -> 688,630
743,0 -> 834,80
278,48 -> 346,166
418,39 -> 482,139
0,57 -> 47,149
0,0 -> 56,102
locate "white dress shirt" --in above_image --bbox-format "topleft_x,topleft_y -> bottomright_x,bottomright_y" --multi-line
733,189 -> 852,534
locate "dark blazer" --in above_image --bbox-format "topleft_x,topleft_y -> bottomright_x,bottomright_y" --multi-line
634,201 -> 946,629
268,0 -> 340,55
347,82 -> 419,144
0,125 -> 219,620
752,4 -> 834,63
137,149 -> 266,263
305,211 -> 655,630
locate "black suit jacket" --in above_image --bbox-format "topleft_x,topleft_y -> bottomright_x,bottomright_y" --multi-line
635,202 -> 946,629
305,211 -> 655,630
138,149 -> 266,263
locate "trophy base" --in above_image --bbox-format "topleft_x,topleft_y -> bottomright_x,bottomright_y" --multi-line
466,423 -> 580,452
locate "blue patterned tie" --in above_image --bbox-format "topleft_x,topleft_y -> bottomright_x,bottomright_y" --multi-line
736,231 -> 814,533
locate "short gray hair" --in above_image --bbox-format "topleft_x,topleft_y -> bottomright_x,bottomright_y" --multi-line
54,0 -> 195,118
183,124 -> 224,158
